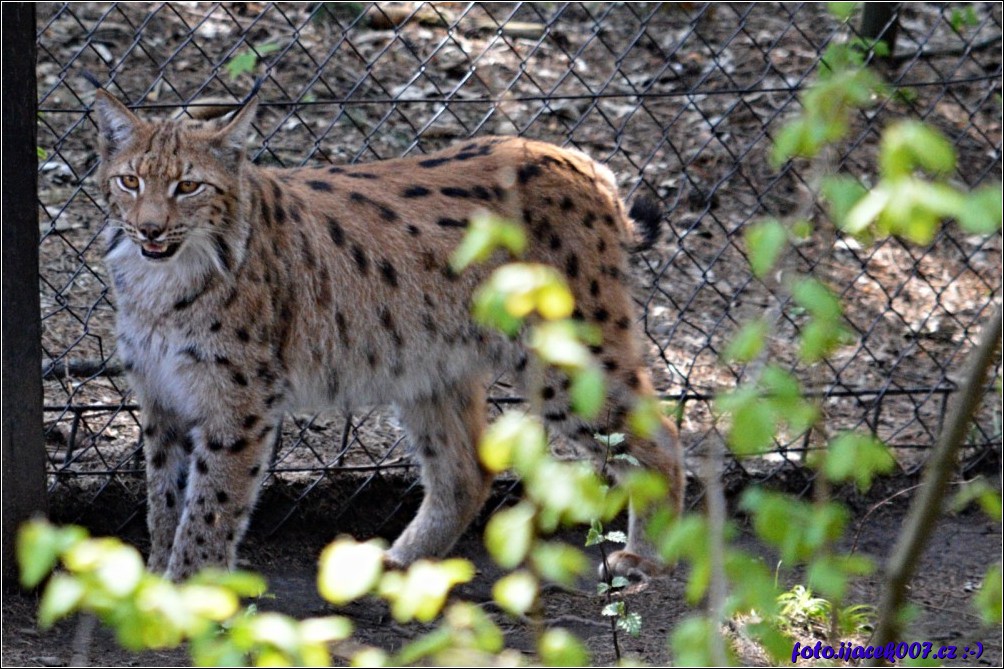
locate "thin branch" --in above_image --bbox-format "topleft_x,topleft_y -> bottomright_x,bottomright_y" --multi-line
869,305 -> 1002,662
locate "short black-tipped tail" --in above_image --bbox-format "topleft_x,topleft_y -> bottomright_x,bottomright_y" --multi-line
628,196 -> 663,251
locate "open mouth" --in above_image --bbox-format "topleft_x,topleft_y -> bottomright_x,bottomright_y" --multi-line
140,241 -> 181,260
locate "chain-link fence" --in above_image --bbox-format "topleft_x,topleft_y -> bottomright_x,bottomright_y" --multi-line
34,2 -> 1002,532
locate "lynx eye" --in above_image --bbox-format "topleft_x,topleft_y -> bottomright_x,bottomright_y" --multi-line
175,180 -> 201,196
118,175 -> 140,191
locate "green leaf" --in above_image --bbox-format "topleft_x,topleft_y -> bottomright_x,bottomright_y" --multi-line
38,573 -> 85,628
480,264 -> 575,324
225,42 -> 280,80
827,2 -> 859,20
378,559 -> 475,623
192,569 -> 268,598
601,601 -> 624,617
745,621 -> 795,662
670,616 -> 731,667
745,219 -> 787,278
617,611 -> 643,636
760,366 -> 818,435
17,521 -> 87,589
226,52 -> 257,80
391,627 -> 453,665
958,186 -> 1004,235
725,552 -> 781,617
880,180 -> 966,244
658,516 -> 711,597
729,400 -> 776,455
975,562 -> 1003,625
526,460 -> 607,529
880,121 -> 956,178
627,396 -> 663,440
611,452 -> 640,466
950,477 -> 1003,521
317,537 -> 385,605
492,570 -> 538,616
950,6 -> 979,31
741,490 -> 849,564
530,542 -> 589,586
799,319 -> 849,363
585,520 -> 604,547
569,365 -> 604,420
248,612 -> 299,653
449,213 -> 526,271
299,616 -> 353,644
791,278 -> 843,322
771,119 -> 812,166
843,185 -> 891,236
593,432 -> 625,448
449,225 -> 494,272
531,321 -> 592,369
723,319 -> 768,363
619,469 -> 670,513
446,602 -> 504,654
604,530 -> 627,544
807,554 -> 874,600
838,603 -> 877,637
484,502 -> 535,568
351,647 -> 389,667
472,284 -> 523,335
538,628 -> 589,667
96,543 -> 145,597
821,175 -> 867,228
824,432 -> 896,491
181,584 -> 240,621
479,412 -> 547,474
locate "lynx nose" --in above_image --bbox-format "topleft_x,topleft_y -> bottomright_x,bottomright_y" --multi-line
138,221 -> 165,241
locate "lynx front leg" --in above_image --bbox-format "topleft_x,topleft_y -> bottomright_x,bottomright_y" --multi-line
165,420 -> 275,581
141,409 -> 194,574
387,379 -> 495,567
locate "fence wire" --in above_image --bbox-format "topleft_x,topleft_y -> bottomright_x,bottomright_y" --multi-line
35,2 -> 1002,530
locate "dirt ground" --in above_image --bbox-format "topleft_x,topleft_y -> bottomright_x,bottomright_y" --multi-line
3,475 -> 1002,667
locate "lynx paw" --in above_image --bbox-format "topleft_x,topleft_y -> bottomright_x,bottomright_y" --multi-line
382,551 -> 409,572
598,550 -> 670,584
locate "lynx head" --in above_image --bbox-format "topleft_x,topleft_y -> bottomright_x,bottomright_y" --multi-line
93,90 -> 258,262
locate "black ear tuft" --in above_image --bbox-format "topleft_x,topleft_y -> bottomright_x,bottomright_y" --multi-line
81,70 -> 103,90
92,89 -> 142,159
210,96 -> 259,164
628,196 -> 663,251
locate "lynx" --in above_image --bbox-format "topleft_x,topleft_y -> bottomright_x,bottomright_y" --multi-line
93,89 -> 685,582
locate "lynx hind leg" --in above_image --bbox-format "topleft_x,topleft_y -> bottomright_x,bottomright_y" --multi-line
535,365 -> 685,581
141,409 -> 194,574
602,403 -> 684,581
386,378 -> 495,568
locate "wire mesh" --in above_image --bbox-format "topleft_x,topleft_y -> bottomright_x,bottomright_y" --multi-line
35,2 -> 1002,530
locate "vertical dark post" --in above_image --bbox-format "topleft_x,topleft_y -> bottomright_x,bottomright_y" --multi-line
2,3 -> 46,591
860,3 -> 900,57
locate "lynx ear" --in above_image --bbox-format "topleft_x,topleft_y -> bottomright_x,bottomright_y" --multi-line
211,96 -> 258,164
93,89 -> 142,159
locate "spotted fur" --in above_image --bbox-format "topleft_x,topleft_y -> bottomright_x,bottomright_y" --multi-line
93,90 -> 685,581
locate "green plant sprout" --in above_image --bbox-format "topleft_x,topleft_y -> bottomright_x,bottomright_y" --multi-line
225,42 -> 280,81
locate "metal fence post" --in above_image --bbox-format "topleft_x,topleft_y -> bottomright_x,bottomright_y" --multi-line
2,2 -> 46,591
860,3 -> 900,56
